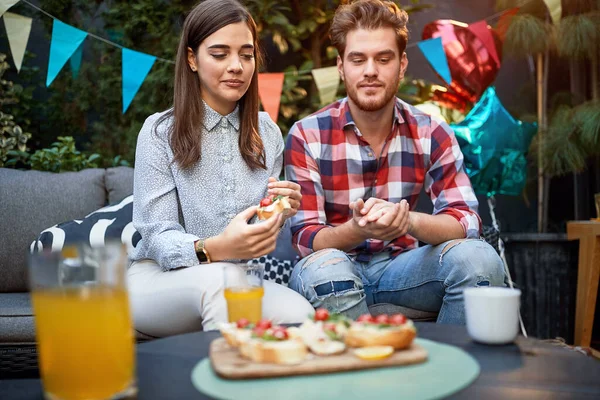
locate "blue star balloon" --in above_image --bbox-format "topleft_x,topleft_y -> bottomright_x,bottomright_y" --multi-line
450,87 -> 537,196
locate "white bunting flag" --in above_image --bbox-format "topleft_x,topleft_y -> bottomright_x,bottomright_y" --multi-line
3,12 -> 32,72
311,66 -> 340,106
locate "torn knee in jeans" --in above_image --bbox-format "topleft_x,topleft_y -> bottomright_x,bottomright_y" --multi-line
476,276 -> 490,286
313,280 -> 358,298
302,249 -> 347,270
441,239 -> 469,255
439,238 -> 479,266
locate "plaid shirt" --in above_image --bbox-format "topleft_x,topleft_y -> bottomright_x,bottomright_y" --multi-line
284,97 -> 481,258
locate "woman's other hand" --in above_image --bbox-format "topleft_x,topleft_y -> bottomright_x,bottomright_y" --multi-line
207,206 -> 282,261
266,177 -> 302,219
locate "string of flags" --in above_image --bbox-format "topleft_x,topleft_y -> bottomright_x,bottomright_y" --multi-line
1,0 -> 560,119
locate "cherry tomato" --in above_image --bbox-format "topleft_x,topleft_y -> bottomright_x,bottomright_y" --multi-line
260,197 -> 272,207
256,319 -> 272,330
390,313 -> 407,325
357,314 -> 375,323
324,323 -> 337,333
314,308 -> 330,321
253,327 -> 266,338
374,314 -> 389,324
272,327 -> 289,340
236,318 -> 250,329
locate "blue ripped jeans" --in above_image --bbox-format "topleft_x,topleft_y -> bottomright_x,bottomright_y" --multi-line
289,239 -> 506,325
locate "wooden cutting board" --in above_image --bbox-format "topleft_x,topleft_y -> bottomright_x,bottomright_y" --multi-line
209,338 -> 428,380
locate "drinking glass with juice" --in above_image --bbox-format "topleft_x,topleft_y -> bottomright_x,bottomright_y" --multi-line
29,242 -> 136,400
223,264 -> 264,323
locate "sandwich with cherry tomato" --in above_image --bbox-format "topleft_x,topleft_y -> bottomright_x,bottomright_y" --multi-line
295,308 -> 351,356
218,318 -> 255,348
344,313 -> 417,350
239,319 -> 308,364
257,194 -> 291,220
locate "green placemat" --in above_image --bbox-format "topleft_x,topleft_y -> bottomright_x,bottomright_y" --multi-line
191,338 -> 480,400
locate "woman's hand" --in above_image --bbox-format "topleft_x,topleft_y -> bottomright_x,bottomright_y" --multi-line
207,205 -> 282,261
266,177 -> 302,219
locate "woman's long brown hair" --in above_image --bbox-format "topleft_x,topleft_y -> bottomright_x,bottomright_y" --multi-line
155,0 -> 265,170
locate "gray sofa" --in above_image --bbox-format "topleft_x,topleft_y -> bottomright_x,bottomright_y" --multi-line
0,166 -> 436,378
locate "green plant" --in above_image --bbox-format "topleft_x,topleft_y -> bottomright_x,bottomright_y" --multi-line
0,112 -> 32,167
26,136 -> 101,172
4,0 -> 430,165
0,53 -> 32,167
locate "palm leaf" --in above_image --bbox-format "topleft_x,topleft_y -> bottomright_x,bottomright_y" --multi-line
540,106 -> 588,176
503,15 -> 555,57
572,101 -> 600,150
556,14 -> 600,59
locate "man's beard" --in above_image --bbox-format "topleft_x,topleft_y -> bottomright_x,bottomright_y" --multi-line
346,77 -> 399,112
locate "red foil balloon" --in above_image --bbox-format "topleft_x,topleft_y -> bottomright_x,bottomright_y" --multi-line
422,20 -> 502,109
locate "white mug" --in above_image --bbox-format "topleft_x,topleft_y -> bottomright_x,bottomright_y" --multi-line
463,287 -> 521,344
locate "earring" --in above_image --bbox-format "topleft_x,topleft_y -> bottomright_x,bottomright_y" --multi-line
191,67 -> 197,72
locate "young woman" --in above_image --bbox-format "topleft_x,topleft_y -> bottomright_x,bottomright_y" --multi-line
129,0 -> 313,336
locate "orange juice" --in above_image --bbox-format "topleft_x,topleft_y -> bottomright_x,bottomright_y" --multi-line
31,286 -> 135,400
224,286 -> 264,323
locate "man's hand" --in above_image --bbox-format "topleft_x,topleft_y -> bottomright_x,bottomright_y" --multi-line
349,198 -> 411,241
266,177 -> 302,220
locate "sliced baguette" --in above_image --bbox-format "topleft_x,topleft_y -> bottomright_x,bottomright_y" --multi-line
307,339 -> 346,356
240,338 -> 308,364
345,323 -> 417,350
218,322 -> 252,348
295,319 -> 347,355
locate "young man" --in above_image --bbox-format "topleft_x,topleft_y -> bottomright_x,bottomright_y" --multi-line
284,0 -> 505,324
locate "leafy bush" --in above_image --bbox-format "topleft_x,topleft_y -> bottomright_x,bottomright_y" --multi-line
23,136 -> 100,172
0,53 -> 31,167
2,0 -> 430,167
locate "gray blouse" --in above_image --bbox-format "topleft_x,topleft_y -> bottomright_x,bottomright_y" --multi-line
130,103 -> 284,270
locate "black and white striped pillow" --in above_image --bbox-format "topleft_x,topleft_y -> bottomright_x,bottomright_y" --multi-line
30,195 -> 141,254
30,195 -> 296,285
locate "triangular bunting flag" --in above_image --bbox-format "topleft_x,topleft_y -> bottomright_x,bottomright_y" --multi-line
0,0 -> 19,16
311,66 -> 340,106
495,7 -> 519,41
542,0 -> 561,25
258,73 -> 284,123
468,20 -> 500,68
69,42 -> 83,78
122,48 -> 156,113
46,20 -> 88,86
3,12 -> 32,72
418,37 -> 452,85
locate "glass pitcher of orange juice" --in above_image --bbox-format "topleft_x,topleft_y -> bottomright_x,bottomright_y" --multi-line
29,241 -> 136,400
223,264 -> 264,323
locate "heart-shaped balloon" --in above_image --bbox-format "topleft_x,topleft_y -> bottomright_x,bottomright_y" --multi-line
422,19 -> 502,109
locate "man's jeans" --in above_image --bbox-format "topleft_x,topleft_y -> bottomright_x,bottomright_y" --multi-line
289,239 -> 506,325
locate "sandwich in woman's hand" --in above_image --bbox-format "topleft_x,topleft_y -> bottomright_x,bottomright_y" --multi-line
239,319 -> 308,364
257,194 -> 291,220
344,313 -> 417,350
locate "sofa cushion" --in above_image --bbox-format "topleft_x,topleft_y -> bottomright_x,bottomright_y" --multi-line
0,293 -> 35,343
0,168 -> 106,293
32,195 -> 141,254
105,167 -> 134,204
